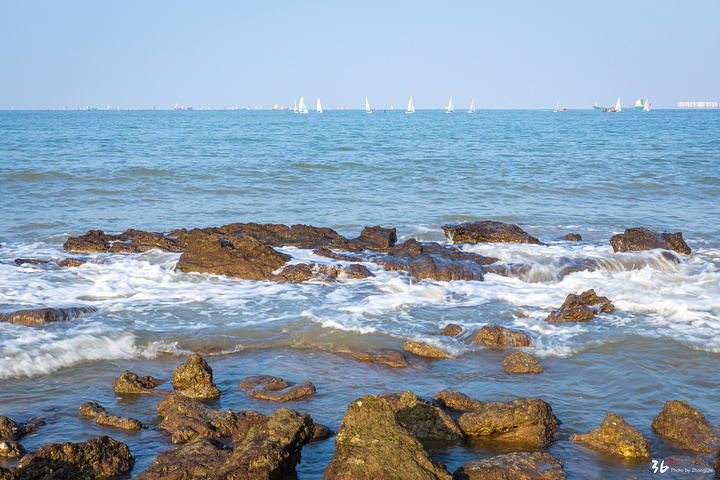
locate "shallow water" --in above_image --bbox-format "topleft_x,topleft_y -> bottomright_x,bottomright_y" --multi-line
1,109 -> 719,478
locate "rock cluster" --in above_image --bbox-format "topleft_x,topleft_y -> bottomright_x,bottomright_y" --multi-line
610,227 -> 691,255
238,375 -> 316,402
79,402 -> 144,431
442,220 -> 542,245
545,289 -> 613,323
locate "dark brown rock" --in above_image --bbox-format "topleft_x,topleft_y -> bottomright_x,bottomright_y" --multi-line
175,231 -> 291,280
324,394 -> 452,480
502,351 -> 544,374
135,437 -> 231,480
473,325 -> 532,348
310,423 -> 335,442
0,440 -> 24,458
442,221 -> 541,245
453,452 -> 566,480
269,263 -> 372,282
78,402 -> 144,431
458,398 -> 559,448
651,400 -> 720,452
59,258 -> 87,267
239,375 -> 316,402
112,370 -> 165,395
346,225 -> 397,251
610,227 -> 691,255
0,307 -> 97,327
63,230 -> 115,253
563,233 -> 582,241
545,289 -> 613,323
432,390 -> 484,412
171,354 -> 221,399
14,258 -> 49,266
64,229 -> 184,254
573,412 -> 651,458
0,417 -> 43,441
402,341 -> 456,359
216,222 -> 347,249
442,324 -> 463,337
314,247 -> 363,262
350,348 -> 409,368
378,391 -> 463,441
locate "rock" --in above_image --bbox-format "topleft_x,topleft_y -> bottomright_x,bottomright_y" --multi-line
432,390 -> 484,412
324,394 -> 452,480
135,437 -> 231,480
378,391 -> 463,441
14,258 -> 49,266
59,258 -> 87,267
651,400 -> 720,452
79,402 -> 144,431
453,452 -> 566,480
313,247 -> 363,262
63,230 -> 116,253
112,370 -> 165,395
171,354 -> 221,399
610,227 -> 691,255
473,325 -> 532,348
175,231 -> 291,280
64,229 -> 184,254
0,307 -> 97,327
0,440 -> 24,458
350,348 -> 409,368
442,324 -> 463,337
239,375 -> 316,402
545,289 -> 613,323
216,222 -> 347,249
572,412 -> 651,458
269,263 -> 372,282
15,436 -> 134,479
458,398 -> 559,448
484,258 -> 598,282
564,233 -> 582,241
347,226 -> 397,251
502,351 -> 544,374
402,341 -> 456,359
0,416 -> 43,440
310,423 -> 335,442
442,221 -> 541,245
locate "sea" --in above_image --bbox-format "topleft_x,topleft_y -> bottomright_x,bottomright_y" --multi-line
1,109 -> 719,479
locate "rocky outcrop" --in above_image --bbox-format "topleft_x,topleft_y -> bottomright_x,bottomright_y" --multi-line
171,354 -> 221,399
350,349 -> 409,368
442,324 -> 463,337
79,402 -> 144,431
610,227 -> 691,255
238,375 -> 316,402
651,400 -> 720,452
112,370 -> 165,395
269,263 -> 372,282
378,391 -> 463,441
345,226 -> 397,251
502,351 -> 544,374
213,222 -> 347,249
572,413 -> 651,458
135,437 -> 231,480
0,416 -> 43,440
432,390 -> 484,412
0,441 -> 24,458
402,341 -> 456,359
324,394 -> 452,480
442,221 -> 541,245
545,289 -> 613,323
0,307 -> 97,327
453,452 -> 566,480
458,398 -> 559,448
64,229 -> 184,254
473,325 -> 532,348
311,423 -> 335,442
564,233 -> 582,241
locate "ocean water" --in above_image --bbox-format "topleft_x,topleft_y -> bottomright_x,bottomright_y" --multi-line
1,109 -> 719,479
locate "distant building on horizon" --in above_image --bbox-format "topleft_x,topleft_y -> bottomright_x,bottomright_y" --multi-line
677,101 -> 719,109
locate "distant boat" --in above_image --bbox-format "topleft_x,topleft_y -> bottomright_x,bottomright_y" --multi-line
406,95 -> 415,114
298,97 -> 308,114
293,100 -> 298,113
468,99 -> 475,113
553,100 -> 566,112
365,96 -> 372,114
627,98 -> 646,110
615,98 -> 622,112
446,96 -> 454,113
317,98 -> 323,113
643,99 -> 652,112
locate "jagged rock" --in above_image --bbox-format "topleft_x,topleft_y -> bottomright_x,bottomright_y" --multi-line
402,341 -> 455,359
545,289 -> 613,323
572,412 -> 651,458
171,354 -> 221,399
14,436 -> 134,479
64,229 -> 184,254
112,370 -> 165,395
378,391 -> 463,441
238,375 -> 316,402
564,233 -> 582,241
0,416 -> 43,440
453,452 -> 566,480
0,440 -> 24,458
14,258 -> 49,266
458,398 -> 559,448
79,402 -> 144,431
442,324 -> 463,337
473,325 -> 532,348
175,231 -> 290,280
442,221 -> 541,245
216,222 -> 347,249
59,258 -> 87,267
432,390 -> 484,412
0,307 -> 97,327
651,400 -> 720,452
324,394 -> 452,480
135,437 -> 231,480
63,230 -> 116,252
350,348 -> 409,368
610,227 -> 691,255
269,263 -> 372,282
502,351 -> 544,374
346,226 -> 397,251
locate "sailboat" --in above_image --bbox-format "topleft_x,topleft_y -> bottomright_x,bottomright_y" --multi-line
406,95 -> 415,114
615,98 -> 622,112
446,96 -> 454,113
293,99 -> 298,113
317,98 -> 322,113
554,100 -> 560,113
642,99 -> 651,112
468,99 -> 475,113
365,96 -> 372,114
298,97 -> 308,114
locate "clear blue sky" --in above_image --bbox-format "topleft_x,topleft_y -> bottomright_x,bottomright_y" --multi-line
1,1 -> 718,110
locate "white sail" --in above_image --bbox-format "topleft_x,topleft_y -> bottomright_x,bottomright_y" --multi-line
468,99 -> 475,113
299,97 -> 308,113
406,95 -> 415,114
293,99 -> 298,113
317,98 -> 322,113
643,99 -> 651,112
615,98 -> 621,112
365,96 -> 372,114
554,100 -> 559,113
446,96 -> 454,113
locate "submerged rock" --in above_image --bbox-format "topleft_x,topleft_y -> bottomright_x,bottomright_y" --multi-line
442,221 -> 541,245
473,325 -> 533,348
502,351 -> 544,374
79,402 -> 144,431
545,289 -> 613,323
573,412 -> 652,458
112,370 -> 165,395
0,307 -> 97,327
453,452 -> 567,480
610,227 -> 691,255
651,400 -> 720,452
59,257 -> 87,267
402,341 -> 456,359
350,348 -> 409,368
171,354 -> 221,400
442,324 -> 463,337
239,375 -> 316,402
563,233 -> 582,241
269,262 -> 372,282
378,391 -> 463,441
432,390 -> 484,412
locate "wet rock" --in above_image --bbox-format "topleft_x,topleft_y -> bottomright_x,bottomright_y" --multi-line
346,225 -> 397,251
313,246 -> 363,262
310,423 -> 335,442
442,221 -> 541,245
324,394 -> 452,480
0,440 -> 24,458
79,402 -> 144,431
171,354 -> 221,399
564,233 -> 582,241
64,229 -> 184,254
442,323 -> 463,337
15,436 -> 134,479
610,227 -> 691,255
453,452 -> 566,480
458,398 -> 559,448
502,351 -> 544,374
432,390 -> 484,412
112,370 -> 165,395
545,289 -> 613,323
216,222 -> 347,249
572,412 -> 651,458
402,341 -> 456,359
175,231 -> 291,280
0,307 -> 97,327
269,263 -> 372,282
350,348 -> 409,368
651,400 -> 720,452
59,258 -> 87,267
13,258 -> 49,266
473,325 -> 532,348
63,230 -> 116,253
0,417 -> 43,440
239,375 -> 316,402
378,391 -> 463,441
135,437 -> 231,480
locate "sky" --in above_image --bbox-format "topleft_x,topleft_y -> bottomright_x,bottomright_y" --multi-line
1,1 -> 718,110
